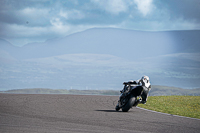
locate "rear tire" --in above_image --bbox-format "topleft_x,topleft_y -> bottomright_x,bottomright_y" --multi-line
122,96 -> 136,112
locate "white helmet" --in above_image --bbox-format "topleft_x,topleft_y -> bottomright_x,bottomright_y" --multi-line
141,76 -> 150,83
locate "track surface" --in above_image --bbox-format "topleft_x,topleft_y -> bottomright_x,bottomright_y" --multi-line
0,94 -> 199,133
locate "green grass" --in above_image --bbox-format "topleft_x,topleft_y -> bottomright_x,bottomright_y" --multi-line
138,96 -> 200,119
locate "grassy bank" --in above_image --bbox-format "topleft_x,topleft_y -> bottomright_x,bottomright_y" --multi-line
138,96 -> 200,119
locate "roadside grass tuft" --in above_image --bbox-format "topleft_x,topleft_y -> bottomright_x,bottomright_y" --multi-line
138,96 -> 200,119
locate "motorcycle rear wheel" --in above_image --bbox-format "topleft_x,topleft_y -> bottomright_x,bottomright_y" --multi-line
122,96 -> 136,112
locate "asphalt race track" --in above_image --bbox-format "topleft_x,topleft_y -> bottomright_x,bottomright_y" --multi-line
0,94 -> 200,133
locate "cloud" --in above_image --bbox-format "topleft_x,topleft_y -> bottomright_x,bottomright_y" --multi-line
0,20 -> 116,46
59,9 -> 85,20
161,0 -> 200,21
0,6 -> 50,26
134,0 -> 154,16
118,17 -> 200,31
90,0 -> 156,16
0,0 -> 200,47
19,7 -> 50,25
50,18 -> 64,29
90,0 -> 128,15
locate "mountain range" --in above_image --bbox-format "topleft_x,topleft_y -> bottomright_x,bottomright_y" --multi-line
0,28 -> 200,91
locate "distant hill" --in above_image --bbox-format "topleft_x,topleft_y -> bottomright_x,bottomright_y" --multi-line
2,28 -> 200,60
1,86 -> 200,96
149,86 -> 200,96
0,28 -> 200,90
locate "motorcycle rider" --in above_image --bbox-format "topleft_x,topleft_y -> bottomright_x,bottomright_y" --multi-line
121,76 -> 151,104
136,75 -> 151,104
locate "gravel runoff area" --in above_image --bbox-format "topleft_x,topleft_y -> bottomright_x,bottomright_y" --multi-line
0,94 -> 200,133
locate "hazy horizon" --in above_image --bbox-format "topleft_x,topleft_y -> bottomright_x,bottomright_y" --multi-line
0,1 -> 200,91
1,28 -> 200,90
2,27 -> 200,47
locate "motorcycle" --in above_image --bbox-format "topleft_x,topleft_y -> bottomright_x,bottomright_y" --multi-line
115,81 -> 143,112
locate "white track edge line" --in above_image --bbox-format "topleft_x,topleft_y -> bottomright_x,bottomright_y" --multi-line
136,107 -> 200,121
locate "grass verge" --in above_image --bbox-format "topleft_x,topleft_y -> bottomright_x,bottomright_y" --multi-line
137,96 -> 200,119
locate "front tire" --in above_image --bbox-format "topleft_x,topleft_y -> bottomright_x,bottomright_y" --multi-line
122,96 -> 136,112
115,105 -> 120,111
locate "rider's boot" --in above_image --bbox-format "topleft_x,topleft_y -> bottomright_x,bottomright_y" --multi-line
140,100 -> 146,104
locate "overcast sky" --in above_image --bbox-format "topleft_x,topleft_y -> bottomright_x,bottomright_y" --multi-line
0,0 -> 200,46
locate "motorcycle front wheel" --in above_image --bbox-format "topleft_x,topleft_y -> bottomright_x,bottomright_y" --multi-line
122,96 -> 136,112
115,105 -> 120,111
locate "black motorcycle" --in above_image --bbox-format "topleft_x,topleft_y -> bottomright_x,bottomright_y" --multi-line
115,81 -> 143,112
